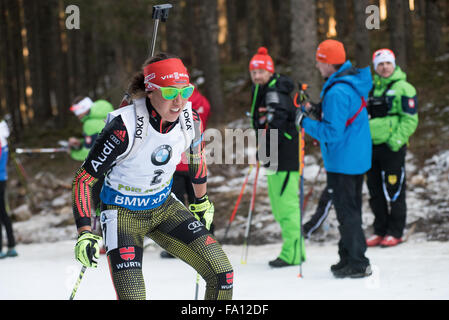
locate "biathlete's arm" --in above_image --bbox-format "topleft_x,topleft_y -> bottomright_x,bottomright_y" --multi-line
187,109 -> 208,199
72,116 -> 129,234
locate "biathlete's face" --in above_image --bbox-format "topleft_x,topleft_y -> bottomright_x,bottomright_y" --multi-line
250,69 -> 272,85
376,61 -> 395,78
148,84 -> 193,124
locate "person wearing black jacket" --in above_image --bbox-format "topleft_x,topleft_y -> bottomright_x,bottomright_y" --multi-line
249,47 -> 305,268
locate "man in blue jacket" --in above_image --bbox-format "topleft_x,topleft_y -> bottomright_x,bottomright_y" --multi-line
296,40 -> 373,278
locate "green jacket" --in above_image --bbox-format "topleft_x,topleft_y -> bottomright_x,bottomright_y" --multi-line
369,67 -> 418,151
70,99 -> 114,161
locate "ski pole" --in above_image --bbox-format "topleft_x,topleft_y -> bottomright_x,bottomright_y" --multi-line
149,4 -> 172,58
15,147 -> 68,154
222,165 -> 254,242
194,273 -> 200,300
298,127 -> 305,278
241,162 -> 260,264
119,3 -> 173,108
294,82 -> 309,278
69,265 -> 87,300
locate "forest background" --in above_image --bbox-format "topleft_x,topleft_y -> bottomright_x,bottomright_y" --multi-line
1,0 -> 449,201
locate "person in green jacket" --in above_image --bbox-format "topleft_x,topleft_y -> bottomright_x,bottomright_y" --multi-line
69,96 -> 114,226
249,47 -> 305,268
68,96 -> 114,161
365,49 -> 418,248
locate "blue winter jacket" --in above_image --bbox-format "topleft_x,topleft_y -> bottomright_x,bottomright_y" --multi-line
0,145 -> 8,181
302,60 -> 372,175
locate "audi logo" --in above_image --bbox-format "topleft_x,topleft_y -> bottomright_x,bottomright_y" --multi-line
188,220 -> 203,230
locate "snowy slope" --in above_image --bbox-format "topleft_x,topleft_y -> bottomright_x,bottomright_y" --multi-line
0,238 -> 448,300
3,117 -> 448,301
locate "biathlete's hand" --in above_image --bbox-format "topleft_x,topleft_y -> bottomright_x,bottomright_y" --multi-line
74,231 -> 102,268
189,195 -> 214,230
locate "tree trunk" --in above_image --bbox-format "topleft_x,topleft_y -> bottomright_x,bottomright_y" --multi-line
316,0 -> 329,42
352,0 -> 371,68
425,0 -> 442,57
334,0 -> 349,41
273,0 -> 291,61
52,0 -> 70,126
226,0 -> 239,62
194,0 -> 225,118
1,0 -> 24,138
245,0 -> 262,60
404,0 -> 415,65
166,0 -> 183,59
290,0 -> 319,101
387,0 -> 407,70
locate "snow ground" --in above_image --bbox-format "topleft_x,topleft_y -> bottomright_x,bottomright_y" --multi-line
0,237 -> 448,300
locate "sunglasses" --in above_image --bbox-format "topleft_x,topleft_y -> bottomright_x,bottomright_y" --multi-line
148,83 -> 194,100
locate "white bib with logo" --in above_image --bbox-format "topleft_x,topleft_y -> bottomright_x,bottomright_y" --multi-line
100,98 -> 194,210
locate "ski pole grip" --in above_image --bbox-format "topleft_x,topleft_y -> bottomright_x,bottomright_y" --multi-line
152,4 -> 172,22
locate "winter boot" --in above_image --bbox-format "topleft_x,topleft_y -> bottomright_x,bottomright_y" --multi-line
366,235 -> 384,247
268,257 -> 293,268
380,235 -> 402,247
6,248 -> 18,257
333,264 -> 372,279
0,248 -> 18,258
330,260 -> 347,273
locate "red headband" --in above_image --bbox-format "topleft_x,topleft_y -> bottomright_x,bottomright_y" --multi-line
144,58 -> 190,91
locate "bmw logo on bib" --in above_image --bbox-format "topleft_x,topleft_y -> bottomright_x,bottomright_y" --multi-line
151,145 -> 172,166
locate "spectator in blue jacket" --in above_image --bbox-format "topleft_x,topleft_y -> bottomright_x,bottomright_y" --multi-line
0,119 -> 17,259
296,40 -> 372,279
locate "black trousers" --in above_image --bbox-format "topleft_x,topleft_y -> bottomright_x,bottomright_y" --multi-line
0,181 -> 15,251
366,144 -> 407,238
303,184 -> 333,237
327,172 -> 369,270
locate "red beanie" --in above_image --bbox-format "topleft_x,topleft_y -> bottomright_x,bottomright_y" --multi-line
249,47 -> 275,73
316,40 -> 346,64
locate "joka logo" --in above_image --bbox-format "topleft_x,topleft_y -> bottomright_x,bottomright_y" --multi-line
135,115 -> 144,140
113,130 -> 126,142
151,145 -> 172,166
205,236 -> 216,246
226,272 -> 234,285
119,247 -> 135,261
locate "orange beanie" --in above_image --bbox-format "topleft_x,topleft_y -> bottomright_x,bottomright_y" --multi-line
316,40 -> 346,64
249,47 -> 275,73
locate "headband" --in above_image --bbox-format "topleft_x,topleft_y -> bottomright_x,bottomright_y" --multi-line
143,58 -> 190,91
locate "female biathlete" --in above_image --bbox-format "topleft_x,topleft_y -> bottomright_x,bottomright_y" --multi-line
72,53 -> 233,300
